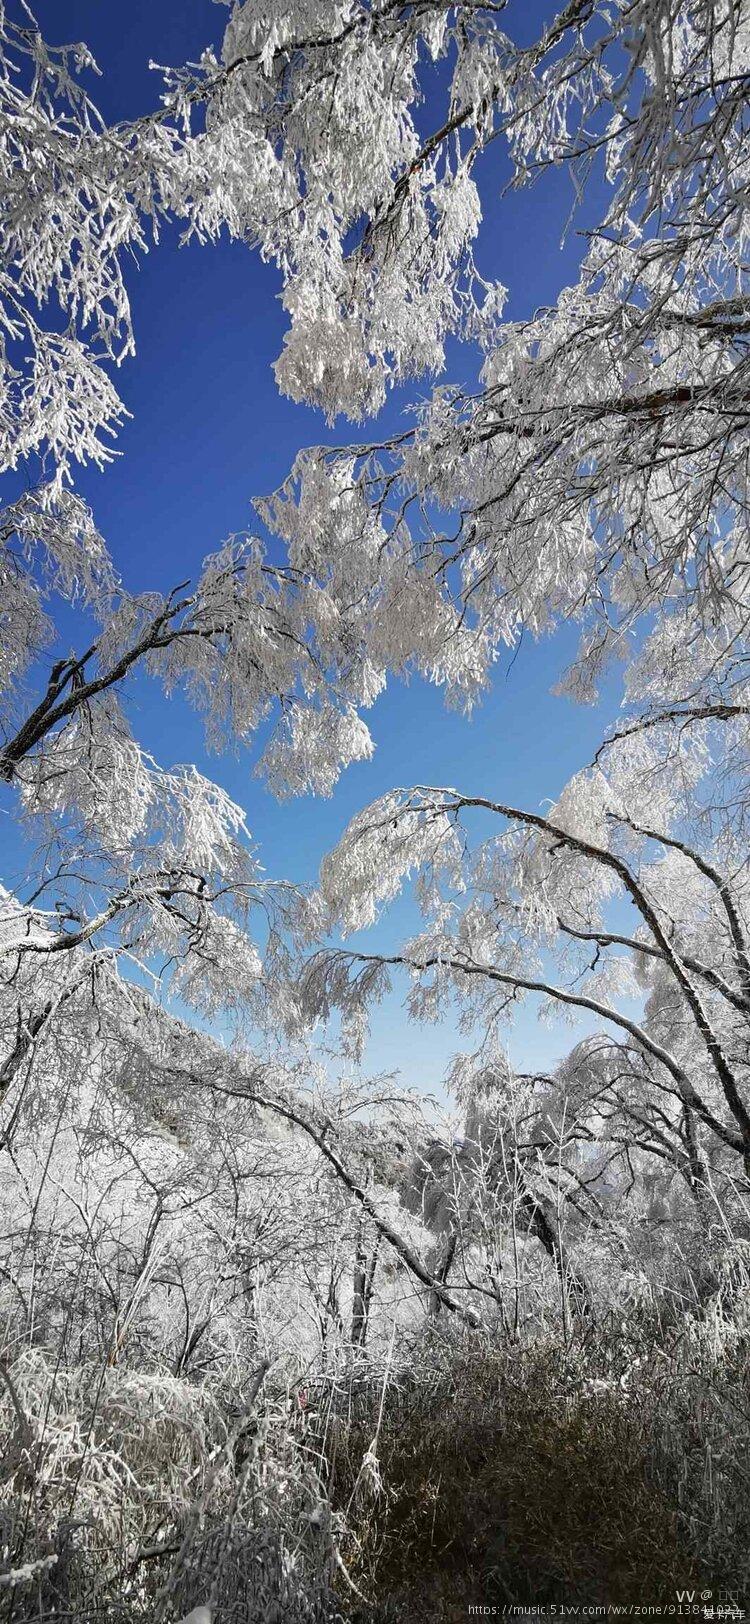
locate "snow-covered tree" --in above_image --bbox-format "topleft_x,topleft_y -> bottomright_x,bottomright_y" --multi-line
1,0 -> 749,1357
305,701 -> 750,1264
250,0 -> 750,1246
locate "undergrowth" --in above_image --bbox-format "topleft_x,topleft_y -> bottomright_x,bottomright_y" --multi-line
0,1305 -> 748,1620
325,1314 -> 750,1620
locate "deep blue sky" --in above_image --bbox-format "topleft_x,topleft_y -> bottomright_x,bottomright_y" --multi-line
8,1 -> 623,1090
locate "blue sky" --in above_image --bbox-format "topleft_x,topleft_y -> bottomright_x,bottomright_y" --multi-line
7,1 -> 626,1090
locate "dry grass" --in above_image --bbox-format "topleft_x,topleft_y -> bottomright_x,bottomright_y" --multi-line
324,1319 -> 750,1621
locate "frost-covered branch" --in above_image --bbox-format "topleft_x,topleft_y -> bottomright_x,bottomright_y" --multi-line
206,1071 -> 482,1329
308,742 -> 750,1173
323,944 -> 743,1155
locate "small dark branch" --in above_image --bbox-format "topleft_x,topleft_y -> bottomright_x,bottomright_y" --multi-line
618,814 -> 750,1008
0,593 -> 195,782
556,916 -> 750,1016
592,703 -> 750,765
